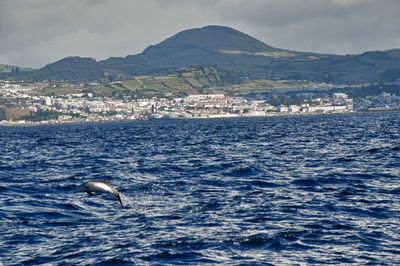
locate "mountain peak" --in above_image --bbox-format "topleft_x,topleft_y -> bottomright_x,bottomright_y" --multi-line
148,25 -> 276,53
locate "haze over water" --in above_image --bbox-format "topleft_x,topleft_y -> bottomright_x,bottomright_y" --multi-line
1,112 -> 400,265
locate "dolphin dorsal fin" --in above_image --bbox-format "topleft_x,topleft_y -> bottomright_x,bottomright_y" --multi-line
103,178 -> 110,183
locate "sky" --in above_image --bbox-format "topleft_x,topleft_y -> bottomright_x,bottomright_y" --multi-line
1,0 -> 400,69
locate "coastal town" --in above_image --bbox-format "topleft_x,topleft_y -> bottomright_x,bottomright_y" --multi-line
1,80 -> 399,125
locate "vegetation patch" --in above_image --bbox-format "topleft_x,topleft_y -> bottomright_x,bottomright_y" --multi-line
21,110 -> 64,121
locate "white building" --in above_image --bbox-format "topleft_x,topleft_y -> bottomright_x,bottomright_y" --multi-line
288,105 -> 301,113
278,105 -> 289,113
44,97 -> 54,106
332,93 -> 348,99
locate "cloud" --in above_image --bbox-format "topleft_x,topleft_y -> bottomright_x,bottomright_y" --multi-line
215,0 -> 357,27
0,0 -> 218,68
0,0 -> 399,68
213,0 -> 400,54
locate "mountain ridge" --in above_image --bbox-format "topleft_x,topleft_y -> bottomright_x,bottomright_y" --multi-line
6,25 -> 400,83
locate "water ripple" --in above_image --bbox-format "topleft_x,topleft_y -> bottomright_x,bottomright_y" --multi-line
1,113 -> 400,264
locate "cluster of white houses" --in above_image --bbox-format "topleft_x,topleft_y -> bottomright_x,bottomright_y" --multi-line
27,92 -> 355,121
2,81 -> 399,124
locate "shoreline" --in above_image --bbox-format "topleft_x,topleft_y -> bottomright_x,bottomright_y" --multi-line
1,109 -> 398,127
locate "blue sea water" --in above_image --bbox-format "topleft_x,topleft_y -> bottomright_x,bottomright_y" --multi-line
1,112 -> 400,265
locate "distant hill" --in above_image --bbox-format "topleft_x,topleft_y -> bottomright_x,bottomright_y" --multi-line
99,25 -> 400,83
0,64 -> 33,73
100,26 -> 400,83
8,25 -> 400,84
28,57 -> 104,81
100,25 -> 284,76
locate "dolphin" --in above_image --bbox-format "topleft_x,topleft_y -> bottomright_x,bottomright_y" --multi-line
75,179 -> 123,206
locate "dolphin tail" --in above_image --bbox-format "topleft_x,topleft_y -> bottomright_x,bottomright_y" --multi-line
113,192 -> 123,206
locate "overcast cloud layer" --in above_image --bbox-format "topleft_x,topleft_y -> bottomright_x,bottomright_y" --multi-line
1,0 -> 399,68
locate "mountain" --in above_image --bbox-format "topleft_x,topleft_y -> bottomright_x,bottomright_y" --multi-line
100,25 -> 310,78
100,25 -> 284,75
15,25 -> 400,83
28,56 -> 104,81
100,25 -> 400,83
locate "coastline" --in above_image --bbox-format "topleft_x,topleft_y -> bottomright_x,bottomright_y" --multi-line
1,109 -> 398,127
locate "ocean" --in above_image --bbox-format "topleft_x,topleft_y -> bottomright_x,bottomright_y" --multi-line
1,112 -> 400,265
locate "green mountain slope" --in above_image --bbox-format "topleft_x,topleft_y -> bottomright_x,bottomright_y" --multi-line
90,66 -> 243,98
